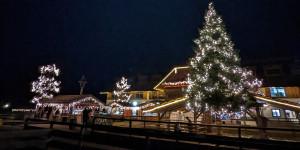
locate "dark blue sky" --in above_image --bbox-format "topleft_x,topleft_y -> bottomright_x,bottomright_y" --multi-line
1,0 -> 299,106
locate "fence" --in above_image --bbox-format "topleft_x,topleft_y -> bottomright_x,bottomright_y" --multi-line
92,116 -> 300,141
22,117 -> 300,149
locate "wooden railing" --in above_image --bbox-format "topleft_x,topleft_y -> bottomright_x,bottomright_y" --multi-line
23,117 -> 300,149
92,116 -> 300,140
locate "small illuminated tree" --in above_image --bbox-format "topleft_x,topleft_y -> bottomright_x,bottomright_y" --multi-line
184,3 -> 262,123
31,64 -> 61,103
113,77 -> 132,102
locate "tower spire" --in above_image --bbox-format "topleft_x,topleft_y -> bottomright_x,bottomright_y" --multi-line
78,75 -> 87,95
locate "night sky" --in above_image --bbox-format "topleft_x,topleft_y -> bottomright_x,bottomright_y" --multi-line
0,0 -> 299,107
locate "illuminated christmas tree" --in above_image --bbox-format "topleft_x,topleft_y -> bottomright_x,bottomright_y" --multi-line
113,77 -> 132,102
185,3 -> 262,123
31,64 -> 61,103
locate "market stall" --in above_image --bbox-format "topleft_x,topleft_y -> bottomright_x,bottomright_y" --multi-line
37,94 -> 105,123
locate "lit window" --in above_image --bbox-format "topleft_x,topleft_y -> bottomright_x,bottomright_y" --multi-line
272,109 -> 281,117
270,87 -> 286,97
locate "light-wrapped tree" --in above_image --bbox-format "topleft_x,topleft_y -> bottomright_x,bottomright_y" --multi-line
184,3 -> 262,124
31,64 -> 61,103
113,77 -> 132,102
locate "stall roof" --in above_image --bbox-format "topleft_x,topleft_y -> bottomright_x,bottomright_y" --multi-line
39,94 -> 105,105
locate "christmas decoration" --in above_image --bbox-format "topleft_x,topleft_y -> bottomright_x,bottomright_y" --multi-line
184,2 -> 262,123
31,64 -> 61,103
113,77 -> 132,102
164,81 -> 188,88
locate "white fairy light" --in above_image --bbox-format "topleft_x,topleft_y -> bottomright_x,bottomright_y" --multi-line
113,77 -> 132,102
31,64 -> 61,103
184,2 -> 263,119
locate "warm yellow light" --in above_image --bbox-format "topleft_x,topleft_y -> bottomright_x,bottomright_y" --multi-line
143,98 -> 187,113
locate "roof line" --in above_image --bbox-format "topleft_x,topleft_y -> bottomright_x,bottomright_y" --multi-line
254,96 -> 300,110
153,66 -> 190,90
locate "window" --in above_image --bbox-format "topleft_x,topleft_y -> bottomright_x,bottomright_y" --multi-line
270,87 -> 286,97
285,110 -> 296,118
266,69 -> 281,76
136,93 -> 143,99
264,65 -> 281,76
272,109 -> 281,117
132,108 -> 138,116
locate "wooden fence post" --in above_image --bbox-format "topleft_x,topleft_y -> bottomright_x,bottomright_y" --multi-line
92,117 -> 96,133
23,118 -> 29,130
50,121 -> 53,129
79,125 -> 85,147
238,127 -> 241,139
129,120 -> 132,129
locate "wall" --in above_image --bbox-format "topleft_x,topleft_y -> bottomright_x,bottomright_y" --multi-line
285,87 -> 300,98
262,105 -> 286,119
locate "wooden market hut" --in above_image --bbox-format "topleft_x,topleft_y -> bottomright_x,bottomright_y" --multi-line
38,94 -> 105,123
107,101 -> 156,120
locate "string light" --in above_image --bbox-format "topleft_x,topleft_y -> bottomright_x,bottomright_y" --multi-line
31,64 -> 61,103
183,2 -> 263,119
113,77 -> 132,102
110,102 -> 155,110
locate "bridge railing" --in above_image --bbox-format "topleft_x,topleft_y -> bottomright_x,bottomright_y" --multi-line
23,117 -> 300,149
92,116 -> 300,141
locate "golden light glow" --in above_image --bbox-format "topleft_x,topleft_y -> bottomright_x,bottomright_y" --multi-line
143,97 -> 187,113
254,96 -> 300,110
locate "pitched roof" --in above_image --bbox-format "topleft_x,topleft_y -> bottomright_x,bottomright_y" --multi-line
254,95 -> 300,112
154,66 -> 190,90
39,94 -> 104,105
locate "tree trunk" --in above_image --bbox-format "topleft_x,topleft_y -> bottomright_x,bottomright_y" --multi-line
216,114 -> 222,135
255,104 -> 268,139
205,111 -> 213,133
194,112 -> 198,123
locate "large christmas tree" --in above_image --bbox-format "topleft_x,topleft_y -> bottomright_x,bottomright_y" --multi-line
185,3 -> 262,123
31,64 -> 61,103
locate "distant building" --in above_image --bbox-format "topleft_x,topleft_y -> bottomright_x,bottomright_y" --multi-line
144,61 -> 300,127
99,74 -> 165,118
244,57 -> 300,127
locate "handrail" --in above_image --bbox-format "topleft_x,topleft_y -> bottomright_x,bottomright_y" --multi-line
23,117 -> 300,149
